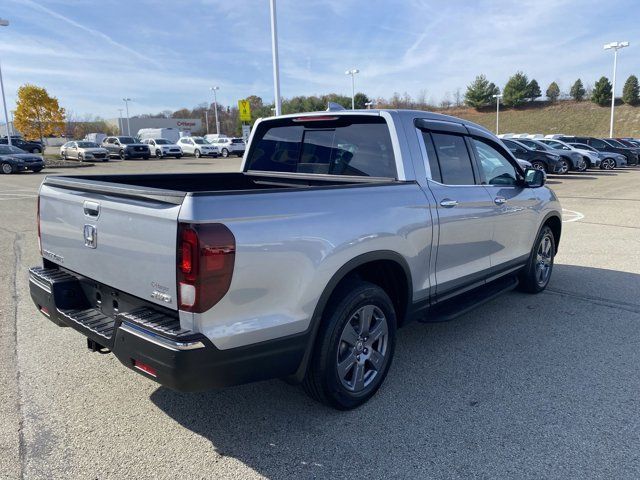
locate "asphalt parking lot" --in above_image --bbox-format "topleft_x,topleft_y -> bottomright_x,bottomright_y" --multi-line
1,160 -> 639,479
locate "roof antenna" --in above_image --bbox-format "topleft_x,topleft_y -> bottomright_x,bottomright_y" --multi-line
326,102 -> 346,112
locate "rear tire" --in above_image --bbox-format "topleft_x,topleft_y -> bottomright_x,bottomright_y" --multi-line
156,149 -> 163,158
518,225 -> 555,293
221,148 -> 229,158
303,280 -> 397,410
557,159 -> 569,174
32,147 -> 41,154
194,149 -> 201,158
531,160 -> 546,173
1,162 -> 15,174
119,150 -> 126,160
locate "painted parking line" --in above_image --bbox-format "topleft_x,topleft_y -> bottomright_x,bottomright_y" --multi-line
562,208 -> 584,223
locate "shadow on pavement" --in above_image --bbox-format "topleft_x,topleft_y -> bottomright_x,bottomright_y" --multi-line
150,265 -> 640,478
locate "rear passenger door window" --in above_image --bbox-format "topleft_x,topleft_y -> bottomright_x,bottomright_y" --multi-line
471,138 -> 518,186
430,133 -> 476,185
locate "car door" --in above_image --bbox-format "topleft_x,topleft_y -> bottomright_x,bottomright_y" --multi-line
69,142 -> 78,159
468,132 -> 539,273
416,121 -> 496,300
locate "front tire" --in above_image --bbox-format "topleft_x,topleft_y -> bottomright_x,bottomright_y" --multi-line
194,149 -> 201,158
221,148 -> 229,158
303,280 -> 397,410
519,225 -> 555,293
1,162 -> 15,174
557,159 -> 569,175
119,150 -> 126,160
531,160 -> 546,173
156,149 -> 163,158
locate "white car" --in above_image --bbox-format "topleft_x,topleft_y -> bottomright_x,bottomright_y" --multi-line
60,141 -> 109,162
177,137 -> 219,158
208,137 -> 246,158
141,138 -> 183,159
538,138 -> 601,169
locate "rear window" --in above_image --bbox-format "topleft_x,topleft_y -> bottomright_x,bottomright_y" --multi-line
231,138 -> 244,144
245,116 -> 397,178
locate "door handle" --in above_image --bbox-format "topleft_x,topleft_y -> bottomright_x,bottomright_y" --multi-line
439,199 -> 458,208
83,201 -> 100,218
494,196 -> 507,205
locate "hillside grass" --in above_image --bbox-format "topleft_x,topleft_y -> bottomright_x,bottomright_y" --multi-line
442,101 -> 640,137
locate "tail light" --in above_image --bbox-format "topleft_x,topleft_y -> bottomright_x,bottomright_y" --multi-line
37,195 -> 42,254
177,223 -> 235,313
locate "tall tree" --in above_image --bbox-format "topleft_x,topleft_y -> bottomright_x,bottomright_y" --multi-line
591,76 -> 612,106
13,84 -> 65,142
546,82 -> 561,102
570,79 -> 586,101
353,92 -> 370,109
502,71 -> 530,107
527,79 -> 542,101
622,75 -> 640,105
464,74 -> 495,109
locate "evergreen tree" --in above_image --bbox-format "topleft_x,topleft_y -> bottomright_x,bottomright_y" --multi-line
502,71 -> 530,107
622,75 -> 640,106
527,79 -> 542,101
570,79 -> 586,101
464,74 -> 495,109
591,77 -> 612,106
546,82 -> 561,102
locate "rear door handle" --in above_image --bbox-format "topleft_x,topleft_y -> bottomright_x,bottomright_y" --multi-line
439,199 -> 458,208
494,196 -> 507,205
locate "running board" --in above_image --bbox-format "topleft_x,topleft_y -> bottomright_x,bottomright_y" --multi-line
420,275 -> 519,323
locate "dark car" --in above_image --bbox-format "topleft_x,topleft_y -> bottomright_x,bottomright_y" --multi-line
0,144 -> 45,174
558,136 -> 638,166
611,138 -> 640,159
101,136 -> 150,160
516,138 -> 584,173
501,139 -> 563,174
0,137 -> 45,154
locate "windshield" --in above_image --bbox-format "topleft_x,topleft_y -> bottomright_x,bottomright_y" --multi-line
193,138 -> 207,145
154,139 -> 171,145
118,137 -> 136,144
0,145 -> 26,154
77,142 -> 99,148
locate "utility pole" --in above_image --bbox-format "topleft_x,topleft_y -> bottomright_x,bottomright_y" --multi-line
604,41 -> 630,137
269,0 -> 282,115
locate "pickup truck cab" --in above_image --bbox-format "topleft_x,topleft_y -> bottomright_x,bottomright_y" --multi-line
30,110 -> 561,409
102,136 -> 150,160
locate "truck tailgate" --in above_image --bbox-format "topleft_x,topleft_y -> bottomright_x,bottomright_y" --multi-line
38,182 -> 182,310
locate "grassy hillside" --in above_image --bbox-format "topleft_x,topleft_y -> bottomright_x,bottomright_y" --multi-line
442,101 -> 640,137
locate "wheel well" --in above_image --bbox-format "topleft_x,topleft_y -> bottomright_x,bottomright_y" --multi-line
333,260 -> 410,327
544,215 -> 561,250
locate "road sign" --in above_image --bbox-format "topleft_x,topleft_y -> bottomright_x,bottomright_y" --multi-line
242,124 -> 251,143
238,100 -> 251,122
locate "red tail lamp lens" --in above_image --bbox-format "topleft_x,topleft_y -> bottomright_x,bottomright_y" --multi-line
177,223 -> 235,313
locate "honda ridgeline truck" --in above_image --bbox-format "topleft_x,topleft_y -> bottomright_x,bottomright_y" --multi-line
29,110 -> 561,409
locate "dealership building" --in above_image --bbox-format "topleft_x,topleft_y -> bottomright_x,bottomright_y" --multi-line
107,117 -> 202,136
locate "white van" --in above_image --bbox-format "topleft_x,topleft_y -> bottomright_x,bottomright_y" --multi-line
138,128 -> 180,144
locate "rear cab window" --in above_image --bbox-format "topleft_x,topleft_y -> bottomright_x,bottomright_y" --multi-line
245,115 -> 397,178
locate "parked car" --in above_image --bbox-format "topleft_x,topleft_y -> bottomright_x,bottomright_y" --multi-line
177,136 -> 219,157
29,110 -> 561,409
558,136 -> 638,166
208,137 -> 246,157
515,138 -> 585,173
101,136 -> 150,160
501,139 -> 563,173
609,138 -> 640,159
0,144 -> 44,174
537,138 -> 601,169
0,137 -> 45,154
567,143 -> 626,170
138,128 -> 181,144
60,141 -> 109,162
83,133 -> 107,145
141,138 -> 183,159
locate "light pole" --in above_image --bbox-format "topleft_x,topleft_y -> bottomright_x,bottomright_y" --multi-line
364,101 -> 375,110
269,0 -> 282,116
345,68 -> 359,110
122,98 -> 132,136
492,94 -> 503,134
204,109 -> 209,134
117,108 -> 124,134
604,41 -> 630,137
0,18 -> 11,145
210,86 -> 220,134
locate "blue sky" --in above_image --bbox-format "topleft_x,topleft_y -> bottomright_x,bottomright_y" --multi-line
1,0 -> 639,119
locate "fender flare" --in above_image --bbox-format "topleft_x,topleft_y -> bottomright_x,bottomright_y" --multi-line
291,250 -> 413,382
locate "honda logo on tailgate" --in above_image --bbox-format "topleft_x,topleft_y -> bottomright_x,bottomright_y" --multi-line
83,224 -> 97,248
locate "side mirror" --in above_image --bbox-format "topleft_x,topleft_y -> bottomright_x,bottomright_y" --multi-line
524,168 -> 545,188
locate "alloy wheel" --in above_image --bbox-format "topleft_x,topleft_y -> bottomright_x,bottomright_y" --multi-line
535,234 -> 553,287
1,162 -> 13,174
336,304 -> 389,393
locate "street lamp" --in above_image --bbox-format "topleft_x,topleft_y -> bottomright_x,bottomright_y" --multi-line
117,108 -> 124,134
345,68 -> 360,110
492,94 -> 503,135
122,98 -> 132,136
210,86 -> 220,135
0,18 -> 12,145
269,0 -> 282,116
364,101 -> 375,109
604,41 -> 630,137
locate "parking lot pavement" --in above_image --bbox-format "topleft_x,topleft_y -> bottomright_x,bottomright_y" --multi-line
1,163 -> 639,479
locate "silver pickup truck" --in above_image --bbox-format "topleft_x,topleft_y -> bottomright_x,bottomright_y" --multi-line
29,110 -> 561,409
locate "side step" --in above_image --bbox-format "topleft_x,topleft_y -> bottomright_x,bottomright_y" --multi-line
420,275 -> 519,323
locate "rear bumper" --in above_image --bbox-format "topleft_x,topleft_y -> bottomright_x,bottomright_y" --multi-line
29,265 -> 306,391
